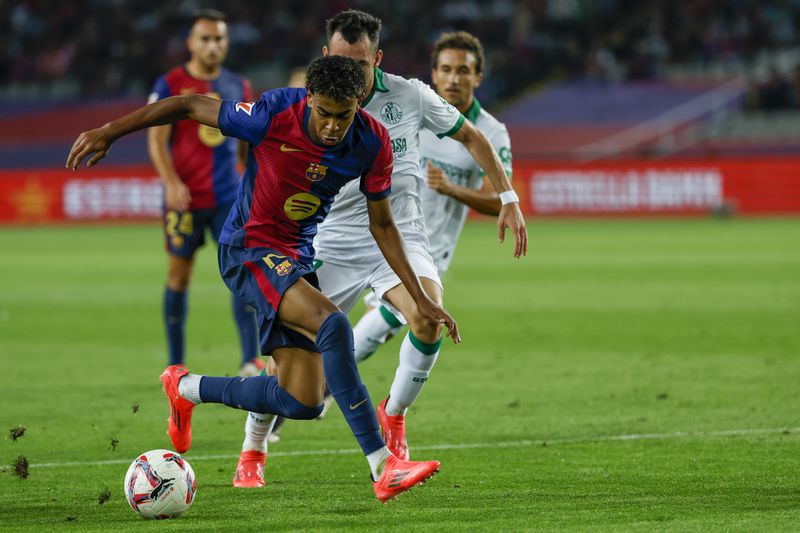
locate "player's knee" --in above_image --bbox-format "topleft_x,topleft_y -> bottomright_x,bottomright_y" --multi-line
316,311 -> 350,343
307,303 -> 342,335
407,315 -> 442,343
285,401 -> 324,420
167,273 -> 191,291
322,310 -> 349,331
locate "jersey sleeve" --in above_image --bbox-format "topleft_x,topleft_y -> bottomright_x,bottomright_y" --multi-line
480,124 -> 513,179
217,95 -> 271,145
360,125 -> 393,201
147,76 -> 171,104
413,79 -> 465,139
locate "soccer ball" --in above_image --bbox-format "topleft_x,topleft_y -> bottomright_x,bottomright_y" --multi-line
123,449 -> 196,519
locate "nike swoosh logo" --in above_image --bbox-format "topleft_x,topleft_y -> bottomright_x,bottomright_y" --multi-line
349,398 -> 368,410
280,143 -> 304,152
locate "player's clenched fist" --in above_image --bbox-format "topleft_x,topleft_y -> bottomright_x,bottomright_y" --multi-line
426,163 -> 452,195
67,127 -> 114,170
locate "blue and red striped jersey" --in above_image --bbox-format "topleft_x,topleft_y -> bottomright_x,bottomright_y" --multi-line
149,66 -> 253,210
217,88 -> 393,263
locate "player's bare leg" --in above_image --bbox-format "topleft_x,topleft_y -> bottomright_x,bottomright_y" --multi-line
164,254 -> 195,366
376,277 -> 444,459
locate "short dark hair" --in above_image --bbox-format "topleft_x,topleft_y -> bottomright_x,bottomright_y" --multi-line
326,10 -> 381,50
305,56 -> 367,102
191,8 -> 227,27
431,31 -> 485,75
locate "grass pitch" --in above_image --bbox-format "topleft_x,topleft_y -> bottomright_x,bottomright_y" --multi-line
0,218 -> 798,531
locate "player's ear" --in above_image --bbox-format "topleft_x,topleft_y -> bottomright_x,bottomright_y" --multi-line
322,46 -> 330,57
374,49 -> 383,67
474,72 -> 484,88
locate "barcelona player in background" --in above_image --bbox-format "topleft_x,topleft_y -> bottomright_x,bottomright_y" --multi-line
147,9 -> 260,373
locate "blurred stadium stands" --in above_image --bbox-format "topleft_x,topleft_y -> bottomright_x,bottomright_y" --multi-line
2,0 -> 800,220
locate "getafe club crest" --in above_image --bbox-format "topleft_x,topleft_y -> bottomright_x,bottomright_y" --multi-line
305,162 -> 328,182
380,102 -> 403,124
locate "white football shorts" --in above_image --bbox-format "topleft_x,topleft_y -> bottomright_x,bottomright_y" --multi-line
316,244 -> 441,319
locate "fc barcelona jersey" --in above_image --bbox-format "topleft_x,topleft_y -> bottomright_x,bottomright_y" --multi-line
149,66 -> 253,210
216,88 -> 393,264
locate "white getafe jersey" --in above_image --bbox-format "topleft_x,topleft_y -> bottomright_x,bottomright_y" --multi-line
314,68 -> 464,263
420,99 -> 512,272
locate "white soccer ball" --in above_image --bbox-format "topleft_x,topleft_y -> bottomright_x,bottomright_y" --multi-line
123,449 -> 196,519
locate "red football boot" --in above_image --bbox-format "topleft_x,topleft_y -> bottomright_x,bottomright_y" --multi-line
232,450 -> 266,488
373,453 -> 440,503
159,365 -> 195,453
377,397 -> 409,460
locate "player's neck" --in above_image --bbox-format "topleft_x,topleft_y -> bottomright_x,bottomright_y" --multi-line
456,96 -> 475,116
364,80 -> 374,99
185,60 -> 221,81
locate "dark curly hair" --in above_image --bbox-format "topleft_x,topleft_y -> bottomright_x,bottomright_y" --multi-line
326,9 -> 381,51
431,31 -> 485,75
305,56 -> 367,102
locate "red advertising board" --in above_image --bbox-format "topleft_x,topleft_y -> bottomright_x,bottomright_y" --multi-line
515,159 -> 800,216
1,159 -> 799,224
0,166 -> 161,223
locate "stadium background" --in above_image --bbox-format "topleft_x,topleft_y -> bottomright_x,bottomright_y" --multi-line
2,0 -> 800,220
1,1 -> 800,530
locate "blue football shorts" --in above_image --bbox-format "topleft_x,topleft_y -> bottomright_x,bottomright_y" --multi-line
218,243 -> 319,355
163,201 -> 233,258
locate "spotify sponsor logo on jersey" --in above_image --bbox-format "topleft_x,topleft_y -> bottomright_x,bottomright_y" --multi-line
198,124 -> 225,147
284,193 -> 321,220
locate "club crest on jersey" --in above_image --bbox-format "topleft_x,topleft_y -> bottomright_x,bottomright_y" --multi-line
284,193 -> 321,221
305,162 -> 328,182
380,102 -> 403,124
275,260 -> 293,276
262,253 -> 294,276
235,102 -> 254,115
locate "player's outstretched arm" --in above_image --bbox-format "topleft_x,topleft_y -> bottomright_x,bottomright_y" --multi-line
148,124 -> 191,211
427,163 -> 501,216
66,95 -> 222,170
449,121 -> 528,258
366,198 -> 460,343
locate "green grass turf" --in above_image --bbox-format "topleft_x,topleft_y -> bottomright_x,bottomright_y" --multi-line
0,218 -> 799,531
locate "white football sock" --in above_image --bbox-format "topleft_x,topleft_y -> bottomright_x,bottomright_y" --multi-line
242,412 -> 276,453
386,333 -> 440,415
177,373 -> 202,404
353,306 -> 404,363
367,446 -> 391,480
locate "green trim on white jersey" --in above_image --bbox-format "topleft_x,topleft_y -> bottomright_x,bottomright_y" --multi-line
463,98 -> 481,124
361,67 -> 389,107
437,114 -> 465,139
420,101 -> 512,272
